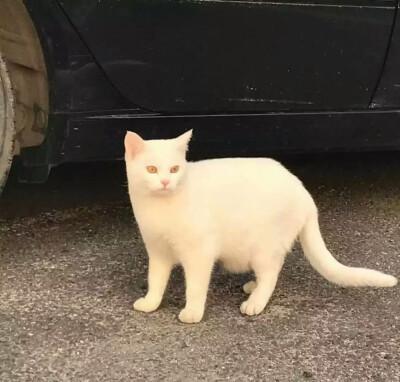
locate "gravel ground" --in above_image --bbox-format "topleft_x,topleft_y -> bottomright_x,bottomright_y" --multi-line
0,152 -> 399,381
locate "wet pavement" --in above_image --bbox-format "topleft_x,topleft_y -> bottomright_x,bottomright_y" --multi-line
0,152 -> 399,381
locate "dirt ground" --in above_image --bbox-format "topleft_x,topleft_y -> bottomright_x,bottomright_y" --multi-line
1,152 -> 399,381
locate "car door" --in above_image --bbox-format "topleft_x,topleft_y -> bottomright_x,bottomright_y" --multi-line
371,8 -> 400,109
57,0 -> 396,114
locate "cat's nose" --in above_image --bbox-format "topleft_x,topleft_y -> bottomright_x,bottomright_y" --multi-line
161,179 -> 170,188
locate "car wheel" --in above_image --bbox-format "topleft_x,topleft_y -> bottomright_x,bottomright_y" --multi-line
0,56 -> 15,193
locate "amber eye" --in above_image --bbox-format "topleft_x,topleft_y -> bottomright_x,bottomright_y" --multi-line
146,166 -> 158,174
170,166 -> 179,173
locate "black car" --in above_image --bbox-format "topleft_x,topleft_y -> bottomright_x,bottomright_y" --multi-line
1,0 -> 400,191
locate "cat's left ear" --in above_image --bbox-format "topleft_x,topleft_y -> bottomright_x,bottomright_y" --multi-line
125,131 -> 145,159
175,129 -> 193,152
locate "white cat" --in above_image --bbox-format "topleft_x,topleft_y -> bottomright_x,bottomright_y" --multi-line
125,130 -> 398,324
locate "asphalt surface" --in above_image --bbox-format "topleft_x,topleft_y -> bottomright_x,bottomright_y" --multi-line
0,153 -> 399,382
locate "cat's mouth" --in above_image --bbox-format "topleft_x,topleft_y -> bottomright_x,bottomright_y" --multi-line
156,187 -> 173,193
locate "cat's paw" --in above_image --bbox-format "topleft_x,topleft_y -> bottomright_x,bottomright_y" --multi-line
133,297 -> 159,313
243,281 -> 257,294
178,308 -> 203,324
240,300 -> 265,316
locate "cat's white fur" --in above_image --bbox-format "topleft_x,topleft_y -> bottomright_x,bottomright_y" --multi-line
125,130 -> 398,323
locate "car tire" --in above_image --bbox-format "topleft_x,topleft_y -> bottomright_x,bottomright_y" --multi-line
0,55 -> 15,193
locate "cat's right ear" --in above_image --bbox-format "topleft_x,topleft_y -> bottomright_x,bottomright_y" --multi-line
175,129 -> 193,152
124,131 -> 145,159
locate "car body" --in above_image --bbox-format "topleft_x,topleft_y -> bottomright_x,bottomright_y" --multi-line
1,0 -> 400,188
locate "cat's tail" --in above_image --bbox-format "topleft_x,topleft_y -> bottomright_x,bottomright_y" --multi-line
299,209 -> 398,287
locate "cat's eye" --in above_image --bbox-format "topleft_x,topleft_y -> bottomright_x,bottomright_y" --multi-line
170,166 -> 180,173
146,166 -> 158,174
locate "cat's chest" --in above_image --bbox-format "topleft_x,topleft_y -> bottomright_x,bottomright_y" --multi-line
133,201 -> 184,239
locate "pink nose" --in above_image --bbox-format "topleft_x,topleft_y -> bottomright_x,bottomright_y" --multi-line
161,179 -> 170,188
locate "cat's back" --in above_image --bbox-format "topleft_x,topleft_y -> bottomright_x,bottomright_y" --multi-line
186,157 -> 309,209
190,157 -> 278,171
194,156 -> 313,204
188,157 -> 300,191
186,158 -> 312,249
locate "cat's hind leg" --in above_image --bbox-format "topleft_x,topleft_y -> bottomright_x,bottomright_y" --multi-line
240,247 -> 285,316
243,280 -> 257,294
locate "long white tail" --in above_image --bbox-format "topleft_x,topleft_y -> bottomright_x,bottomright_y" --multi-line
299,211 -> 398,287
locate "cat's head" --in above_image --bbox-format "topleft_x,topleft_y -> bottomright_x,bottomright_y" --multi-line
124,130 -> 192,196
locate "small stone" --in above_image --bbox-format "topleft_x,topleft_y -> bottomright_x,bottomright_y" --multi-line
303,371 -> 313,379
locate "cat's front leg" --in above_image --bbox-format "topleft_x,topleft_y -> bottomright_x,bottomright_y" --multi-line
134,248 -> 174,313
179,245 -> 215,324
